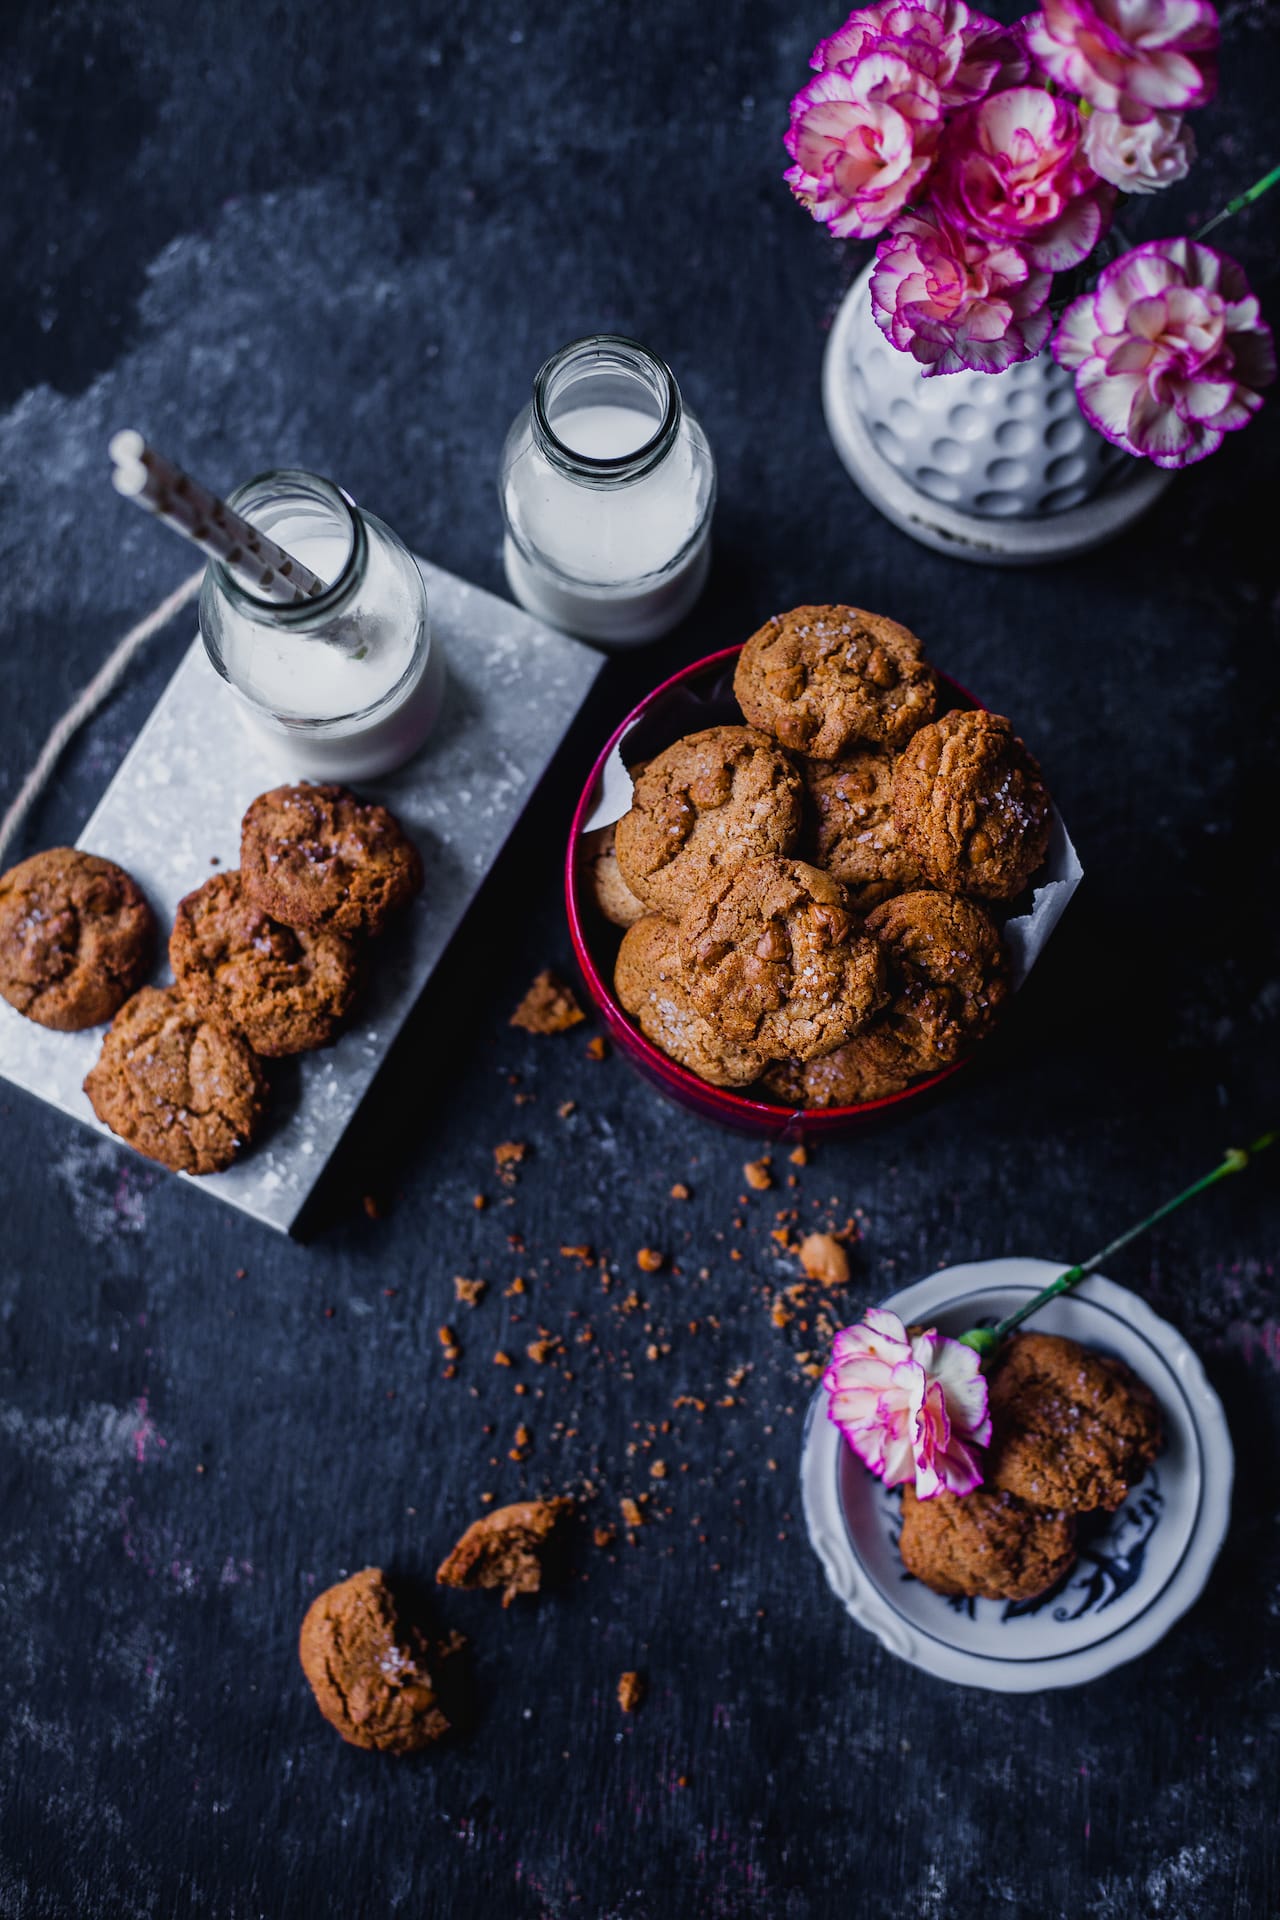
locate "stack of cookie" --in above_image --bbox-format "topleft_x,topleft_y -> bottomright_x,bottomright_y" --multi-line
586,605 -> 1052,1107
0,783 -> 422,1176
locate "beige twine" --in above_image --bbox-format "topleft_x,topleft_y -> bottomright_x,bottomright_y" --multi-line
0,567 -> 205,869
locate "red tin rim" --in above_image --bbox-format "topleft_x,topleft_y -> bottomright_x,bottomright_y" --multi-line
564,645 -> 985,1127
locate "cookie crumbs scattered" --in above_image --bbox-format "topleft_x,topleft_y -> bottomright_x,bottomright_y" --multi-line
558,1100 -> 577,1118
526,1337 -> 560,1364
585,1035 -> 609,1060
473,1194 -> 487,1210
617,1671 -> 645,1713
505,1277 -> 527,1296
770,1298 -> 793,1329
510,969 -> 586,1034
670,1182 -> 691,1201
743,1158 -> 773,1191
494,1141 -> 527,1183
620,1497 -> 645,1529
594,1525 -> 617,1549
649,1460 -> 667,1479
789,1146 -> 808,1167
493,1351 -> 513,1367
362,1194 -> 383,1220
560,1244 -> 594,1263
454,1277 -> 487,1306
636,1248 -> 664,1273
798,1232 -> 851,1287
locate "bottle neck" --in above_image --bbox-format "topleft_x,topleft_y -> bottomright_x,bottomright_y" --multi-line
531,335 -> 681,486
212,469 -> 368,627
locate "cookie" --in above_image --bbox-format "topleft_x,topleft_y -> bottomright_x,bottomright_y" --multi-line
299,1567 -> 464,1753
83,984 -> 267,1174
615,915 -> 768,1088
240,783 -> 423,937
170,870 -> 359,1057
614,726 -> 804,919
734,606 -> 937,758
864,889 -> 1009,1069
802,749 -> 922,905
0,848 -> 153,1031
986,1333 -> 1162,1514
760,1027 -> 918,1108
436,1498 -> 571,1607
581,820 -> 646,928
892,709 -> 1051,900
678,857 -> 887,1062
898,1484 -> 1078,1602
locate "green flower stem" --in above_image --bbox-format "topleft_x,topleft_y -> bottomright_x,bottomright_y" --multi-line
1194,163 -> 1280,243
959,1130 -> 1277,1358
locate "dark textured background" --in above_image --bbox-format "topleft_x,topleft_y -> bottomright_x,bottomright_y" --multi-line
1,2 -> 1278,1915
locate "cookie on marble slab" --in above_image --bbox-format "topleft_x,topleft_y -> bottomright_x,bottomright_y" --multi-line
83,984 -> 267,1174
0,847 -> 154,1031
240,783 -> 423,938
170,869 -> 360,1057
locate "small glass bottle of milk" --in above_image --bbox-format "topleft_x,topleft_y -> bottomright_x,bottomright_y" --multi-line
199,469 -> 443,782
500,334 -> 716,647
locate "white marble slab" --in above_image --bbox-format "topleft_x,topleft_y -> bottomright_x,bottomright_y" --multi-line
0,560 -> 602,1232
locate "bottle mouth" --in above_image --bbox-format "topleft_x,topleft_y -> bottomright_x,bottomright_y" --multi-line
214,469 -> 366,624
531,334 -> 681,483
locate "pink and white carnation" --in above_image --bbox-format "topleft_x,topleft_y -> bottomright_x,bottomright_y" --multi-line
1025,0 -> 1218,120
933,87 -> 1113,272
871,205 -> 1053,374
785,49 -> 945,238
1082,107 -> 1195,194
823,1306 -> 992,1499
811,0 -> 1028,108
1053,238 -> 1276,468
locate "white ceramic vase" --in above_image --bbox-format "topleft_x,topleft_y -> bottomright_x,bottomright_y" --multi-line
823,265 -> 1171,564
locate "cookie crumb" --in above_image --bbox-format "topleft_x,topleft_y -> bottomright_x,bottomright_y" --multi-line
510,969 -> 586,1034
437,1498 -> 571,1606
798,1232 -> 850,1287
557,1100 -> 577,1118
620,1497 -> 645,1529
744,1158 -> 772,1191
494,1140 -> 527,1170
636,1248 -> 664,1273
362,1194 -> 383,1220
789,1145 -> 808,1167
593,1525 -> 617,1549
670,1182 -> 691,1200
454,1277 -> 486,1307
585,1035 -> 609,1060
617,1671 -> 645,1713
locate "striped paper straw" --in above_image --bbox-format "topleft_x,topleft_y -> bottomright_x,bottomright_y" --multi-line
108,432 -> 328,605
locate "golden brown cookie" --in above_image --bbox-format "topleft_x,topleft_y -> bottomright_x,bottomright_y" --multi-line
898,1485 -> 1078,1602
892,709 -> 1051,900
614,726 -> 804,919
436,1498 -> 571,1607
298,1567 -> 464,1753
802,750 -> 922,905
83,984 -> 267,1174
864,889 -> 1009,1067
986,1333 -> 1162,1514
760,1027 -> 918,1108
615,915 -> 768,1088
580,820 -> 646,928
678,857 -> 886,1062
734,606 -> 937,758
240,784 -> 423,937
0,848 -> 153,1031
170,870 -> 359,1057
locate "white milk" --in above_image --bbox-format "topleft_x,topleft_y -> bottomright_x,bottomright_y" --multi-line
202,484 -> 441,782
500,339 -> 716,648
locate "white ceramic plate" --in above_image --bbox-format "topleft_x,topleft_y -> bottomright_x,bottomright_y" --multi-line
800,1258 -> 1233,1692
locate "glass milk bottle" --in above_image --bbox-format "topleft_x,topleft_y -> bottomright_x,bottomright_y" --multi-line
500,334 -> 716,647
199,469 -> 443,782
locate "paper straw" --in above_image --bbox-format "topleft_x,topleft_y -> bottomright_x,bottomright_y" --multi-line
108,431 -> 327,605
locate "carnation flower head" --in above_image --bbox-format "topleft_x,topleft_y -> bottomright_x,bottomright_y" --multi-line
871,204 -> 1053,374
823,1305 -> 991,1499
784,48 -> 945,239
1053,238 -> 1276,468
1082,108 -> 1195,193
1026,0 -> 1218,121
811,0 -> 1028,107
933,86 -> 1113,272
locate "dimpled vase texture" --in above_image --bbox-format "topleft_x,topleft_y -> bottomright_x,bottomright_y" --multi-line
845,278 -> 1128,519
